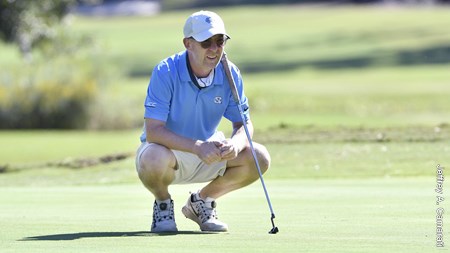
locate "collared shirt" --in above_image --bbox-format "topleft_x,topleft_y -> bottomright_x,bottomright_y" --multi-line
140,50 -> 249,143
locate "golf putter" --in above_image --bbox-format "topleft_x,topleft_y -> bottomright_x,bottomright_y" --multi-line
221,52 -> 279,234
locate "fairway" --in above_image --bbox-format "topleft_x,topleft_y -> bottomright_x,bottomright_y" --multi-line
1,179 -> 433,253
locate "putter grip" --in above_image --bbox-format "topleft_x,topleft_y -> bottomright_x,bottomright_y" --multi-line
220,52 -> 241,105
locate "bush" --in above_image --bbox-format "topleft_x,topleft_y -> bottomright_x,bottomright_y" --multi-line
0,1 -> 133,129
0,27 -> 110,129
0,57 -> 98,129
87,92 -> 143,130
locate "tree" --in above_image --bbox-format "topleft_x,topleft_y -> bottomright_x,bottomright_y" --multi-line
0,0 -> 75,61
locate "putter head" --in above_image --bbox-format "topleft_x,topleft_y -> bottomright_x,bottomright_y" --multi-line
268,226 -> 279,234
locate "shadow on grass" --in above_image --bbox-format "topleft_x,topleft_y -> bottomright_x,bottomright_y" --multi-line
20,230 -> 223,241
238,45 -> 450,73
126,44 -> 450,78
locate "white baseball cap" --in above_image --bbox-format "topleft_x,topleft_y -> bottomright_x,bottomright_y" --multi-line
183,10 -> 230,42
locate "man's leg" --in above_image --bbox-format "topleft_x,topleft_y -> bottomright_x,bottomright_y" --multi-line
137,143 -> 177,200
200,142 -> 271,199
181,142 -> 271,231
136,143 -> 178,232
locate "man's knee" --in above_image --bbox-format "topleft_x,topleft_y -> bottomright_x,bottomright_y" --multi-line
138,143 -> 176,176
241,142 -> 271,174
253,143 -> 271,174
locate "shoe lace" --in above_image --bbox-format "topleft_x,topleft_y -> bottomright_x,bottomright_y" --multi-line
153,200 -> 175,224
195,200 -> 218,223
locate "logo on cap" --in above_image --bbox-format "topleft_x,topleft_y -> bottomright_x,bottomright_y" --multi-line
205,17 -> 212,24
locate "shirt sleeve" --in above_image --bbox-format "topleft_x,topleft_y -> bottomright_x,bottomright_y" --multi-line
223,65 -> 250,123
144,63 -> 173,122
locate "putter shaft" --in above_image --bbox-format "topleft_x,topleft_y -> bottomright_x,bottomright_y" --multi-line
221,52 -> 278,233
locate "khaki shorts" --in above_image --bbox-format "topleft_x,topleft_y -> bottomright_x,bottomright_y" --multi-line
135,133 -> 227,185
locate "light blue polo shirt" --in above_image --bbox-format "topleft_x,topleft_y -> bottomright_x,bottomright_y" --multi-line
140,50 -> 250,143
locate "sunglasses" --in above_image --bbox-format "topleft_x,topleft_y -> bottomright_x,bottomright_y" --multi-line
192,36 -> 228,49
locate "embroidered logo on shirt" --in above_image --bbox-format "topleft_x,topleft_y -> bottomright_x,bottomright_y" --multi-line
148,102 -> 157,108
214,96 -> 222,104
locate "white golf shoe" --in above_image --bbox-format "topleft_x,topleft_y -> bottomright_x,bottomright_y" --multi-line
182,193 -> 228,232
151,199 -> 178,233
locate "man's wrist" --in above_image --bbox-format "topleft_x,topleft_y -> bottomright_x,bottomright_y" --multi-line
193,140 -> 203,154
230,137 -> 244,154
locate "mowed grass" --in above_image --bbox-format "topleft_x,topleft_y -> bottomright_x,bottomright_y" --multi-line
1,179 -> 434,253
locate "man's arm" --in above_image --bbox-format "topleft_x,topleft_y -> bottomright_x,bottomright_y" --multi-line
230,120 -> 253,153
145,118 -> 222,164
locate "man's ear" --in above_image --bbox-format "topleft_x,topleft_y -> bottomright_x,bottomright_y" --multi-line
183,38 -> 191,50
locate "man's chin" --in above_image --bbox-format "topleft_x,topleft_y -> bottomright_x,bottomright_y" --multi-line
212,59 -> 221,69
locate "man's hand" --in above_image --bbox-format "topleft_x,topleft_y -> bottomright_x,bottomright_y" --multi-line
194,141 -> 222,164
214,138 -> 239,161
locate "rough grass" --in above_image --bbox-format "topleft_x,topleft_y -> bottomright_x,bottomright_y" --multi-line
0,125 -> 447,185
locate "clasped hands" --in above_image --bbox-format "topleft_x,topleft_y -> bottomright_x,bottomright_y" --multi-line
195,139 -> 239,164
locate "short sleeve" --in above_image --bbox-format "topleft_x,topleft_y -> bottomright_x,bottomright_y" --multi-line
144,63 -> 173,122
